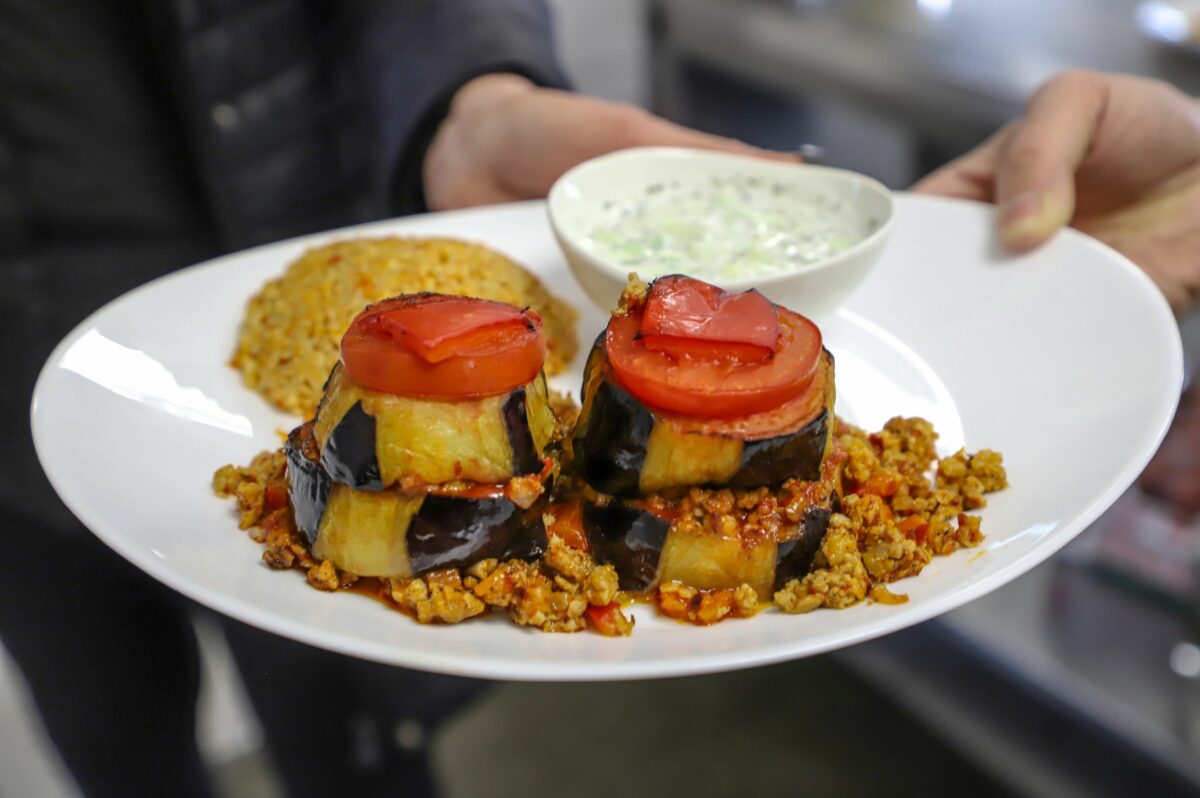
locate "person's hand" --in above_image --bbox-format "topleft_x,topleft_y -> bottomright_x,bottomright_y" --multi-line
423,73 -> 792,212
914,70 -> 1200,313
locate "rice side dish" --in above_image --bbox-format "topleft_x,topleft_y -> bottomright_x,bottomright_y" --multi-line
231,238 -> 578,416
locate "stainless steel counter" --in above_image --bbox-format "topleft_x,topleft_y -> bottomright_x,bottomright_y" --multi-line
656,0 -> 1200,144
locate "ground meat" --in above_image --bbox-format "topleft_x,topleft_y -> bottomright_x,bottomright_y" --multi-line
667,475 -> 837,549
937,448 -> 1009,509
542,534 -> 593,583
385,538 -> 631,635
775,514 -> 869,612
842,435 -> 881,484
262,544 -> 294,570
504,474 -> 546,510
798,419 -> 1007,611
583,564 -> 619,607
213,450 -> 287,530
391,569 -> 486,624
261,518 -> 317,571
307,560 -> 340,591
841,494 -> 932,583
657,581 -> 759,625
879,417 -> 939,470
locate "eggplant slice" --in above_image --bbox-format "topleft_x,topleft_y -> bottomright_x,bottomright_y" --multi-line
287,418 -> 549,578
573,345 -> 835,498
581,501 -> 670,591
285,422 -> 331,545
582,485 -> 838,598
315,363 -> 556,490
406,493 -> 549,575
310,483 -> 549,579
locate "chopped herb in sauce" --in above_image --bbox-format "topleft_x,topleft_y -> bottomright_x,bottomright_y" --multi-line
586,174 -> 874,280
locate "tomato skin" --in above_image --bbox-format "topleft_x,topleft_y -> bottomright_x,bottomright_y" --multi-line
605,308 -> 822,419
639,335 -> 773,365
640,276 -> 779,362
340,294 -> 546,398
365,294 -> 538,363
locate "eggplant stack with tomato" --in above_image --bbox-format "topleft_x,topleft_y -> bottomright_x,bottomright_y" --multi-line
571,276 -> 842,619
286,294 -> 560,580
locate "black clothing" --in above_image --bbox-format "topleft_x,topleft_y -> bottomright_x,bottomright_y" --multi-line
223,621 -> 486,798
1,0 -> 568,531
0,1 -> 566,795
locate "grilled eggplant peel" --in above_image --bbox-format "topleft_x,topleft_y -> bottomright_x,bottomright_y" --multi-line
569,273 -> 840,600
287,417 -> 549,578
573,343 -> 836,498
315,362 -> 555,490
579,452 -> 841,599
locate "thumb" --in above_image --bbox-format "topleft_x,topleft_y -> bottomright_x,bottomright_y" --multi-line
996,71 -> 1109,251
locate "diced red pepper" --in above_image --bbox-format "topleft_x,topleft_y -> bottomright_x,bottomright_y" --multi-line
585,603 -> 632,636
546,501 -> 588,552
897,515 -> 929,544
264,483 -> 288,511
856,470 -> 901,498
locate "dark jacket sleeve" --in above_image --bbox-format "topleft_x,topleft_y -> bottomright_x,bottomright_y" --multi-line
140,0 -> 570,247
344,0 -> 572,214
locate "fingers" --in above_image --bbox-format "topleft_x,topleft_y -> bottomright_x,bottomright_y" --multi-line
993,70 -> 1110,250
911,127 -> 1009,202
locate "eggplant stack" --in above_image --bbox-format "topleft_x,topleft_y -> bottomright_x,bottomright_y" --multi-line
570,275 -> 842,602
286,294 -> 560,579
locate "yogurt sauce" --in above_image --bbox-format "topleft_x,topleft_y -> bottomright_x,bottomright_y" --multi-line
585,173 -> 876,280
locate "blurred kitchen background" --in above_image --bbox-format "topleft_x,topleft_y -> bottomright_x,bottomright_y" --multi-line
6,0 -> 1200,795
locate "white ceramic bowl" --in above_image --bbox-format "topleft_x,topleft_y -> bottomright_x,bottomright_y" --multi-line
548,147 -> 894,320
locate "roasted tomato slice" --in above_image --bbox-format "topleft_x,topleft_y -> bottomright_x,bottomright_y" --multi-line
606,306 -> 821,419
340,294 -> 546,398
640,276 -> 780,364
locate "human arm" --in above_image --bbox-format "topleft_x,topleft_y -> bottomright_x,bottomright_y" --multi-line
353,0 -> 787,216
914,70 -> 1200,313
421,73 -> 791,211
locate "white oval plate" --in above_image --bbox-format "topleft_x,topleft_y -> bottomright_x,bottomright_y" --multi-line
32,195 -> 1182,681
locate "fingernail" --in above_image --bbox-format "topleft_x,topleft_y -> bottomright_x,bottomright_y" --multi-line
998,191 -> 1044,247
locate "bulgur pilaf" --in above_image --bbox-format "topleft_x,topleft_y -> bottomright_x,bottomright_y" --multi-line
231,238 -> 578,416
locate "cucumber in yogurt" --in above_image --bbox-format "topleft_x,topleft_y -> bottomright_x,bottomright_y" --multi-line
586,174 -> 872,280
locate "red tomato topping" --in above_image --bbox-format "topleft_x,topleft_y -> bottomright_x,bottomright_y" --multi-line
606,303 -> 822,419
340,294 -> 546,398
639,335 -> 777,365
367,294 -> 535,363
639,276 -> 779,363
